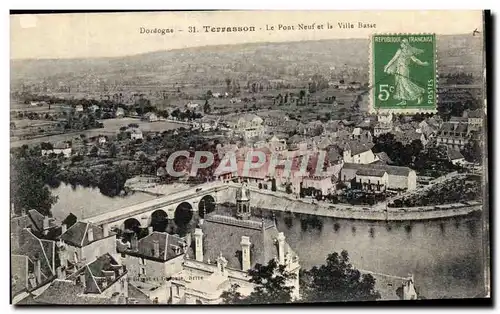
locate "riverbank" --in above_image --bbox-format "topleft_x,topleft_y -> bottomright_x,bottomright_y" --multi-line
228,184 -> 483,221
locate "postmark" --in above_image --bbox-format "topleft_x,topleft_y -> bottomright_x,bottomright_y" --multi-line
370,34 -> 437,114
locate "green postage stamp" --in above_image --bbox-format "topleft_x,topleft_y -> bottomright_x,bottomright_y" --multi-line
370,34 -> 437,114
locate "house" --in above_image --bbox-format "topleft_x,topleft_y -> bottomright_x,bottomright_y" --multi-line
257,110 -> 290,128
199,116 -> 219,131
342,141 -> 378,164
301,175 -> 336,196
446,146 -> 466,166
464,109 -> 483,130
41,142 -> 72,158
128,128 -> 144,140
75,105 -> 84,112
341,163 -> 417,191
374,152 -> 393,165
377,112 -> 393,124
90,104 -> 100,113
116,108 -> 125,118
117,231 -> 187,303
436,122 -> 471,150
374,122 -> 393,137
223,113 -> 265,139
287,134 -> 308,152
142,112 -> 159,122
170,184 -> 300,304
355,168 -> 389,192
352,128 -> 373,142
23,253 -> 128,304
186,102 -> 200,110
418,120 -> 439,139
11,209 -> 61,243
98,136 -> 108,145
267,135 -> 287,152
11,228 -> 57,303
59,221 -> 119,268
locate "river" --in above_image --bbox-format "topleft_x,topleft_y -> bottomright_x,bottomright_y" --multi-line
50,184 -> 485,300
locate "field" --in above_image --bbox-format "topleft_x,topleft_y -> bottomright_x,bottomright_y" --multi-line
10,118 -> 185,148
99,118 -> 185,132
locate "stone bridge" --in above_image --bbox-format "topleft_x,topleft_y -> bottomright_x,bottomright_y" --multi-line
83,181 -> 237,234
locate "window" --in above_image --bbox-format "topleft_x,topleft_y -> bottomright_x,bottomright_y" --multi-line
141,267 -> 146,275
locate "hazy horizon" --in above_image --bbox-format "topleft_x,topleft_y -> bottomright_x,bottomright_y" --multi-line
11,11 -> 483,60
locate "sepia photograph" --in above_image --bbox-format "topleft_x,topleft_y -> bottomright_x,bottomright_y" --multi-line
9,10 -> 490,305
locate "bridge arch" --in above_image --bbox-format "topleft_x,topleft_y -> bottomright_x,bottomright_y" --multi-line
121,218 -> 141,241
198,195 -> 216,218
174,202 -> 194,227
150,209 -> 169,232
123,218 -> 141,233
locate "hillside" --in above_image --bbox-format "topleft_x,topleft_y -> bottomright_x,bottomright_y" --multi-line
10,34 -> 483,90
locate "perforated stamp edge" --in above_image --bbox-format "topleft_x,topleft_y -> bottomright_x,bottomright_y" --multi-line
368,33 -> 439,115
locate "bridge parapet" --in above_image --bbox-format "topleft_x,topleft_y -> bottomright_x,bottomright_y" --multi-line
83,183 -> 230,227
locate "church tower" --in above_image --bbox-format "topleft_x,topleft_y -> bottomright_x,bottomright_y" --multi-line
236,183 -> 251,220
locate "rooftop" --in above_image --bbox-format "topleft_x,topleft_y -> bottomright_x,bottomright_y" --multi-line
343,163 -> 413,177
117,231 -> 186,262
195,206 -> 297,271
61,221 -> 114,248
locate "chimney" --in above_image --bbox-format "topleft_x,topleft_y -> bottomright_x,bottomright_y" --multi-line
35,258 -> 42,284
277,232 -> 286,265
184,232 -> 192,248
102,223 -> 109,237
56,266 -> 65,279
153,240 -> 160,258
79,273 -> 86,288
194,228 -> 204,262
131,234 -> 138,251
43,216 -> 50,231
61,223 -> 67,234
240,236 -> 251,271
58,249 -> 68,268
148,226 -> 154,235
87,226 -> 94,242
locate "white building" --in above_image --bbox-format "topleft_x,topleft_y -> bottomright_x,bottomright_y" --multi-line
341,163 -> 417,191
142,112 -> 159,122
342,141 -> 378,164
129,128 -> 144,140
41,142 -> 72,158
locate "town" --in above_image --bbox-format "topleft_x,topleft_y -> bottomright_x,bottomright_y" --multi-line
10,35 -> 486,304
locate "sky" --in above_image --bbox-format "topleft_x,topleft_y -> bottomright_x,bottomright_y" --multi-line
10,10 -> 484,60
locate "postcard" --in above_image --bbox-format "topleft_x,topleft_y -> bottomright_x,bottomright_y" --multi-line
10,10 -> 489,305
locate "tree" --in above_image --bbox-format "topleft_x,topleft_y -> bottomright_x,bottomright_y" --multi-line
221,259 -> 296,304
89,146 -> 99,157
271,178 -> 277,192
98,169 -> 127,197
109,143 -> 119,158
203,100 -> 211,114
300,250 -> 381,303
62,213 -> 78,228
10,157 -> 59,216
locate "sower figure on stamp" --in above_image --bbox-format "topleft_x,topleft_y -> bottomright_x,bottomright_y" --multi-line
383,38 -> 429,106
